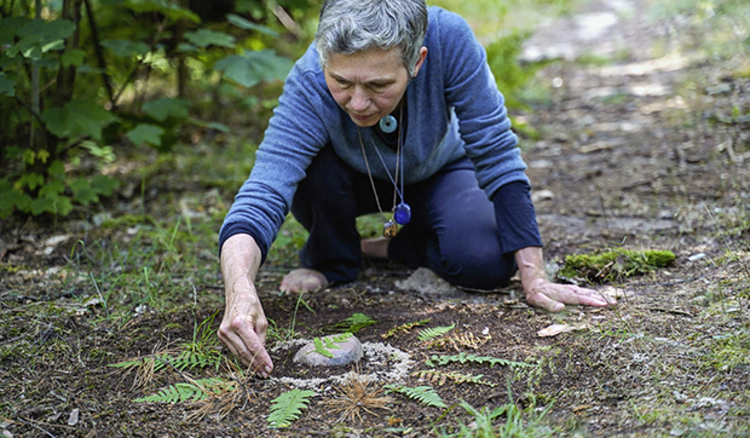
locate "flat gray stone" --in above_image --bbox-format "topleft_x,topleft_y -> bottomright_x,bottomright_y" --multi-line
395,267 -> 468,299
293,334 -> 363,367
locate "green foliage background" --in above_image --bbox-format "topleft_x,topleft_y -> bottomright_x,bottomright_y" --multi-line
0,0 -> 318,217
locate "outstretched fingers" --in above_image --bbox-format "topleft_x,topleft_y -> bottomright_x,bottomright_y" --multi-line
525,281 -> 616,312
218,315 -> 273,378
565,284 -> 615,307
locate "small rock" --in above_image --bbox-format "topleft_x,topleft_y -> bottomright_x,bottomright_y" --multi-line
688,253 -> 706,262
673,391 -> 689,403
529,159 -> 554,168
670,426 -> 687,436
532,189 -> 555,203
706,83 -> 731,95
395,268 -> 467,299
294,334 -> 363,367
92,213 -> 112,226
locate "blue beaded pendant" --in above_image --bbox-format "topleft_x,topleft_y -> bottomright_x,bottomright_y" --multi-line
394,203 -> 411,225
379,115 -> 397,133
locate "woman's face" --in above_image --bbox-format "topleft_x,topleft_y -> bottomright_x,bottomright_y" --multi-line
324,46 -> 427,128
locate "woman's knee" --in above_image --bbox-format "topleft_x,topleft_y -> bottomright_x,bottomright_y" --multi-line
429,237 -> 516,289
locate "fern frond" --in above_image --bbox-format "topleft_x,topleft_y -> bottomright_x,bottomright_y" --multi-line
309,333 -> 353,358
323,313 -> 378,334
384,384 -> 447,409
382,318 -> 431,339
109,358 -> 141,369
426,353 -> 533,369
412,369 -> 497,387
417,324 -> 456,342
134,378 -> 229,403
267,389 -> 316,428
426,332 -> 492,350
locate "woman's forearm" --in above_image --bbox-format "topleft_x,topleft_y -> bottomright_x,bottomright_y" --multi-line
220,233 -> 262,296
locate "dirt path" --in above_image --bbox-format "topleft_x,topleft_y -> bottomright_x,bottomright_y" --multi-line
1,0 -> 748,437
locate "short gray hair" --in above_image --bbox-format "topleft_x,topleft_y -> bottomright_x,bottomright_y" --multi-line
315,0 -> 428,74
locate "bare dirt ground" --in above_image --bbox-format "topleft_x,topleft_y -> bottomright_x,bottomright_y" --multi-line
1,0 -> 748,437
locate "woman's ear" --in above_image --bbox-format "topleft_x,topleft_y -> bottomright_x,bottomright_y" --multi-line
412,47 -> 428,78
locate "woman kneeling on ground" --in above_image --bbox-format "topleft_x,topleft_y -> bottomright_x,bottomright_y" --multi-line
217,0 -> 614,377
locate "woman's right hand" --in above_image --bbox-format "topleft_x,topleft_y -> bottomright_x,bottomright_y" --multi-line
217,276 -> 274,378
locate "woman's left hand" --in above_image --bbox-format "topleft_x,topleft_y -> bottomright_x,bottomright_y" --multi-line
514,246 -> 615,312
523,277 -> 614,312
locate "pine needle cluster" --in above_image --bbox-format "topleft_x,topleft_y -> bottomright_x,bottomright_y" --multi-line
323,370 -> 394,423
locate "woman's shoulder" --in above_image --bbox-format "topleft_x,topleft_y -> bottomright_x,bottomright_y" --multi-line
428,6 -> 473,34
292,43 -> 324,77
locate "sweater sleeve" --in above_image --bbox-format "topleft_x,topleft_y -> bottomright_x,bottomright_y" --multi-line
437,10 -> 529,198
218,48 -> 331,262
491,181 -> 543,254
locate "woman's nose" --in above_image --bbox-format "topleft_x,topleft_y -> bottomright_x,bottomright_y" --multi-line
349,87 -> 370,111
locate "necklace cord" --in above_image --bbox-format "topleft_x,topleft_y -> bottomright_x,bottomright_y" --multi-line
357,106 -> 406,224
392,107 -> 404,209
357,127 -> 387,220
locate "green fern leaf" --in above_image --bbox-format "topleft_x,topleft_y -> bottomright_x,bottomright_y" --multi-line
310,337 -> 334,358
417,324 -> 456,342
309,333 -> 353,358
267,389 -> 316,428
428,353 -> 533,369
108,358 -> 140,369
134,378 -> 229,403
332,333 -> 353,343
383,318 -> 431,339
384,384 -> 447,408
323,313 -> 378,334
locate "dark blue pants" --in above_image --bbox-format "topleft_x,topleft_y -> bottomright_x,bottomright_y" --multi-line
291,145 -> 517,289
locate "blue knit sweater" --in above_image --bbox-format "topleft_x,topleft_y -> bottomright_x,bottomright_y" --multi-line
220,7 -> 540,262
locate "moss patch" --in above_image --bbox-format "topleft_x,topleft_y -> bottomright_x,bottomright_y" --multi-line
559,248 -> 676,281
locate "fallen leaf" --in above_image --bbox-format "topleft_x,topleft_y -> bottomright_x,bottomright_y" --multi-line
83,297 -> 101,308
46,412 -> 63,422
44,234 -> 72,248
68,408 -> 79,426
537,323 -> 590,337
599,285 -> 627,298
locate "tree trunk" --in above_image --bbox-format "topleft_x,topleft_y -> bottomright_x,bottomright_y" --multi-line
56,0 -> 83,107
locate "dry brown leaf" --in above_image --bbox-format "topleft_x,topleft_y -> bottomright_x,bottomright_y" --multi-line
537,323 -> 590,338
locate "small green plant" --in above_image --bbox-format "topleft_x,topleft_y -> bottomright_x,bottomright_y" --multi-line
384,384 -> 447,409
309,333 -> 353,358
418,324 -> 456,342
438,398 -> 557,438
267,389 -> 316,428
412,370 -> 497,388
382,318 -> 431,339
134,377 -> 231,403
426,353 -> 533,369
323,313 -> 378,334
558,248 -> 676,281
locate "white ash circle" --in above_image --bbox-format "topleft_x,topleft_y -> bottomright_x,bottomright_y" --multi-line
269,339 -> 414,390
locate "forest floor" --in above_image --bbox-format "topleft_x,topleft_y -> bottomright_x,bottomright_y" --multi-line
1,0 -> 749,437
